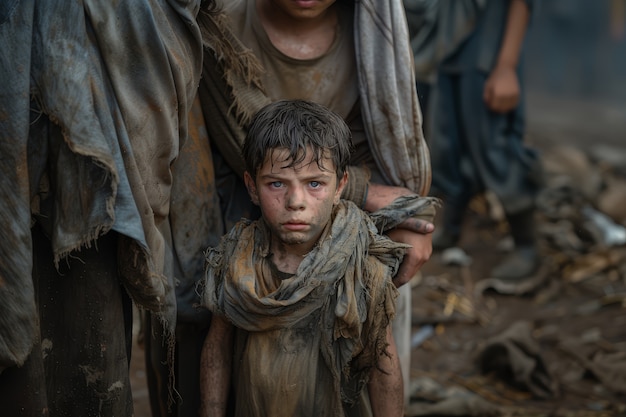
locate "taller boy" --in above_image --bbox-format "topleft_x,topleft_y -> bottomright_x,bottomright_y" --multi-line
149,1 -> 436,414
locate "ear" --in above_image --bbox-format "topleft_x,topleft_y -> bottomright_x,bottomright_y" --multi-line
334,171 -> 348,205
244,171 -> 260,206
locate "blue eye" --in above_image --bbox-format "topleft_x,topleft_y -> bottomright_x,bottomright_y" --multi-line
310,181 -> 321,188
270,181 -> 283,188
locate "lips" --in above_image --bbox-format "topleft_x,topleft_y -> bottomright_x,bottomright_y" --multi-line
292,0 -> 318,8
283,221 -> 308,231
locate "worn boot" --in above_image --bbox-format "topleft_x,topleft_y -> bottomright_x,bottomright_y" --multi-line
491,209 -> 540,281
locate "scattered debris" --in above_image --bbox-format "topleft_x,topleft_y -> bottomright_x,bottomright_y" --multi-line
411,142 -> 626,416
412,325 -> 436,349
441,247 -> 473,267
582,205 -> 626,247
406,376 -> 502,417
477,321 -> 558,399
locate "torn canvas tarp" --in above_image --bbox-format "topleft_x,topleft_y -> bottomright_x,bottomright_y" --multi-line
0,0 -> 202,369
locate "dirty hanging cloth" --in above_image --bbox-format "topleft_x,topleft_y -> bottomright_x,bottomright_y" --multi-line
0,0 -> 203,368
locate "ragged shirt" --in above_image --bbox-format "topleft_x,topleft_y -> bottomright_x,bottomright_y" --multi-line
203,200 -> 405,417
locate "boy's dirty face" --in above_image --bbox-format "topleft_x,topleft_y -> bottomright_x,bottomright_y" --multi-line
244,146 -> 347,254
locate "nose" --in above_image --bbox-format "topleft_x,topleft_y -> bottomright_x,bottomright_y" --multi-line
286,186 -> 306,210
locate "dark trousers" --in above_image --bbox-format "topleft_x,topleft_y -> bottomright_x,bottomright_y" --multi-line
430,69 -> 542,217
0,227 -> 133,417
145,315 -> 210,417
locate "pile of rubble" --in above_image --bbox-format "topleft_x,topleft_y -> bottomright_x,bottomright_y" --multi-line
408,144 -> 626,417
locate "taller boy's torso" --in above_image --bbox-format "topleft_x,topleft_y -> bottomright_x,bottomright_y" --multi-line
223,0 -> 357,117
219,0 -> 374,168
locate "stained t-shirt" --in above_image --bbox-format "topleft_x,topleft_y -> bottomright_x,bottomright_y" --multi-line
221,0 -> 374,169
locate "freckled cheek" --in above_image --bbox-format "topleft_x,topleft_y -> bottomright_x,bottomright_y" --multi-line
257,195 -> 284,218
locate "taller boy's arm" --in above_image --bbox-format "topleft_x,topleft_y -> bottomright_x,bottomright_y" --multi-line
483,0 -> 531,113
199,314 -> 234,417
367,325 -> 404,417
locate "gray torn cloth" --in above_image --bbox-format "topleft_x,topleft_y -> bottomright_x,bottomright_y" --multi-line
477,320 -> 558,399
370,195 -> 441,232
558,339 -> 626,394
0,0 -> 203,368
406,376 -> 501,417
354,0 -> 432,195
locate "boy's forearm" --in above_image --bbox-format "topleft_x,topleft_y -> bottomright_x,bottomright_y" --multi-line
199,315 -> 234,417
368,325 -> 404,417
495,0 -> 531,70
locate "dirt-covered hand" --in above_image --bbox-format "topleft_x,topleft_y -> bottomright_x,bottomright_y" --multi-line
387,228 -> 432,287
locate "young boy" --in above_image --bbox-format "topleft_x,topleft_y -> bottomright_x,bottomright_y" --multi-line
199,100 -> 429,417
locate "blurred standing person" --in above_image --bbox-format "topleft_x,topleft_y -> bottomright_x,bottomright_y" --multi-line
404,0 -> 487,139
0,0 -> 203,415
410,0 -> 543,281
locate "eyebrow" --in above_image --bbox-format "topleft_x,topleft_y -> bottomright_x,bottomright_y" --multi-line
257,171 -> 335,181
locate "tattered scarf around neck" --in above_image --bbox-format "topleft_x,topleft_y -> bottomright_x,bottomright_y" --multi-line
204,199 -> 404,406
202,197 -> 438,404
203,200 -> 406,332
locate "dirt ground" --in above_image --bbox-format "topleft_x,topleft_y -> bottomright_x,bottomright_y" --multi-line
128,92 -> 626,416
409,205 -> 626,417
407,91 -> 626,417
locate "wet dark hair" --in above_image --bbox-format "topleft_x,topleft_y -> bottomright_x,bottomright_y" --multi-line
242,100 -> 353,180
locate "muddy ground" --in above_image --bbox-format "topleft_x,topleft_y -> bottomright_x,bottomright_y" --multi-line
129,92 -> 626,416
407,91 -> 626,417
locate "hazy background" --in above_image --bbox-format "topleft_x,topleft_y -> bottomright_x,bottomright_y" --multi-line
524,0 -> 626,148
